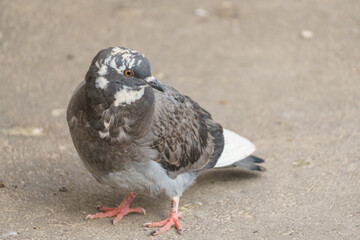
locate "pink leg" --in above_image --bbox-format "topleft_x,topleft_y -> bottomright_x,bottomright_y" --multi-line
143,196 -> 183,235
86,192 -> 146,225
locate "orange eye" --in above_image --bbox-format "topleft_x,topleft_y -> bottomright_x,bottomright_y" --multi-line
124,69 -> 134,77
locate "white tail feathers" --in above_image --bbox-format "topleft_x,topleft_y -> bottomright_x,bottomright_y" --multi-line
214,129 -> 256,168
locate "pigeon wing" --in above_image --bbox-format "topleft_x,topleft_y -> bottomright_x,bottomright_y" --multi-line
151,86 -> 224,179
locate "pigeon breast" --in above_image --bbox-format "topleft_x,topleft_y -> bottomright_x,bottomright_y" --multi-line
67,80 -> 156,177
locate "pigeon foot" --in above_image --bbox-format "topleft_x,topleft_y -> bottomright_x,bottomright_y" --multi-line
143,196 -> 182,235
144,210 -> 182,235
85,192 -> 146,225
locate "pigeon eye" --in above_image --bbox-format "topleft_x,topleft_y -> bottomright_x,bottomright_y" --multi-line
124,69 -> 134,77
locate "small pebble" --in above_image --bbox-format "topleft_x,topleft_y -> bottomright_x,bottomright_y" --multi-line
1,127 -> 43,137
51,108 -> 65,117
195,8 -> 209,18
2,231 -> 19,237
301,30 -> 314,39
59,187 -> 69,192
292,159 -> 311,167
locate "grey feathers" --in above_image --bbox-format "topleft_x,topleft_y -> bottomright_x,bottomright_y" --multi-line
151,86 -> 224,178
67,46 -> 262,198
231,155 -> 265,171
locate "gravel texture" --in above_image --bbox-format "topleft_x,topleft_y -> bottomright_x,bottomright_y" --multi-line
0,0 -> 359,239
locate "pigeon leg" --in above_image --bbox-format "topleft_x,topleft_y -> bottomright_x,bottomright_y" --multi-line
86,192 -> 146,225
143,196 -> 183,235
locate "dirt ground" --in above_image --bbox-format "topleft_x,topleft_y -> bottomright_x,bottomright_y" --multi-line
0,0 -> 359,239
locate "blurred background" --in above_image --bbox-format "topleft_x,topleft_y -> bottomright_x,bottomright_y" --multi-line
0,0 -> 359,239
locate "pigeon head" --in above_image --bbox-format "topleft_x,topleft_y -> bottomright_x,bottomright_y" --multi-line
85,47 -> 164,108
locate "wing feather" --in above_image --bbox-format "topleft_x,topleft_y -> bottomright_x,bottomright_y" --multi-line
151,86 -> 224,178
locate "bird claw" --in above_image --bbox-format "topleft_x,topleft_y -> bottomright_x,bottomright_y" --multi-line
86,206 -> 146,224
144,211 -> 183,235
85,193 -> 145,224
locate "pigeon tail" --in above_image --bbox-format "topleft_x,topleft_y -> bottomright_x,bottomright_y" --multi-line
231,155 -> 265,171
214,129 -> 256,168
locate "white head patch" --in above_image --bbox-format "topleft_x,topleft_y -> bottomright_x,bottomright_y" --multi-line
98,65 -> 108,76
96,47 -> 145,75
110,47 -> 124,55
137,59 -> 143,66
95,77 -> 109,89
114,86 -> 146,106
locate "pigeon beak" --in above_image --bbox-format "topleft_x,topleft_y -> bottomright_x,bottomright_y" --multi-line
145,76 -> 165,92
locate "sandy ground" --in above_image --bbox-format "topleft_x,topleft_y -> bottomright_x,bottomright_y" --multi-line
0,0 -> 359,239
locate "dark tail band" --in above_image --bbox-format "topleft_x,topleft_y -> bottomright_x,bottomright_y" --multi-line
231,155 -> 265,171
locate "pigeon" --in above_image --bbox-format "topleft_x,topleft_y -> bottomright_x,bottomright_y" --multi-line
67,46 -> 264,236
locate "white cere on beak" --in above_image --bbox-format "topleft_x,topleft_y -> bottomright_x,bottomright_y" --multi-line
113,86 -> 146,106
145,76 -> 156,82
95,77 -> 109,89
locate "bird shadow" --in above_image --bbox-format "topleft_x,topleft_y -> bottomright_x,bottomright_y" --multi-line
196,168 -> 262,185
3,157 -> 263,223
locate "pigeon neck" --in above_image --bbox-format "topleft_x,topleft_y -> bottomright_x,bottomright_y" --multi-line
85,85 -> 156,142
